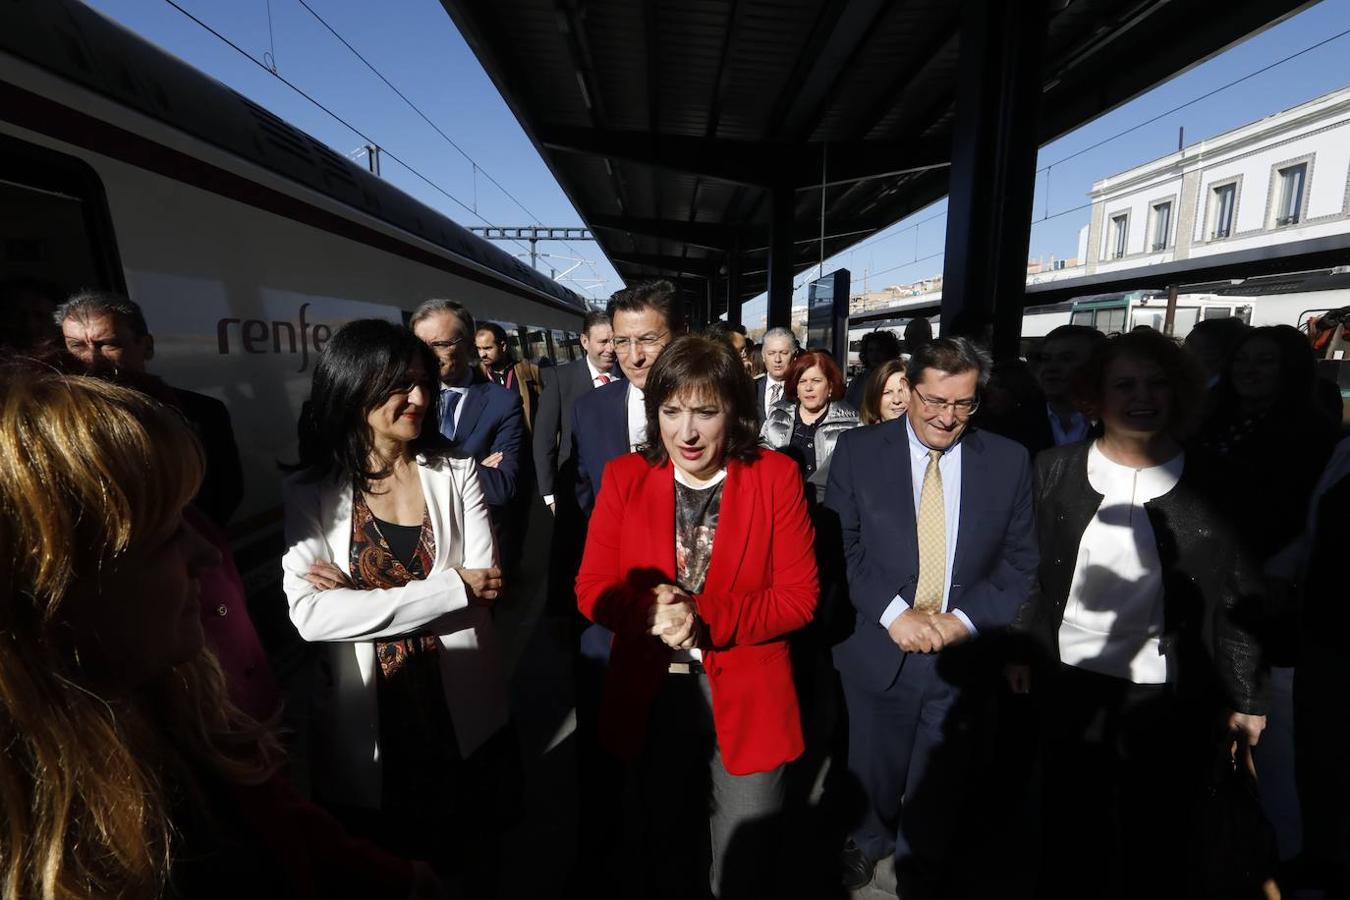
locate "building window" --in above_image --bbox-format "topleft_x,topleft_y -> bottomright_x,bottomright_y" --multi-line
1276,163 -> 1306,226
1212,183 -> 1236,239
1110,213 -> 1128,259
1150,201 -> 1172,251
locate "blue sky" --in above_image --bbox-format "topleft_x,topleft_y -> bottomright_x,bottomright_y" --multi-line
85,0 -> 1350,328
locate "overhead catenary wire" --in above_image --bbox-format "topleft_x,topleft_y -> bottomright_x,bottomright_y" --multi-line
1036,23 -> 1350,174
291,0 -> 600,285
162,0 -> 536,260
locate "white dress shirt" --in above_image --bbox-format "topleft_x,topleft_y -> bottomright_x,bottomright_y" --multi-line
1047,404 -> 1091,446
627,383 -> 646,451
1057,442 -> 1180,684
586,356 -> 615,387
878,420 -> 974,635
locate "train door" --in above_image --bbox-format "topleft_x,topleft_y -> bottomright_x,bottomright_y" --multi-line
0,134 -> 125,345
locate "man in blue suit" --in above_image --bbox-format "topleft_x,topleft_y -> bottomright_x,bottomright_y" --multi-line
570,280 -> 682,515
411,298 -> 524,520
825,337 -> 1037,899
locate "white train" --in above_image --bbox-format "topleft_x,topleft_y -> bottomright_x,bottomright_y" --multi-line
847,279 -> 1350,372
0,0 -> 589,585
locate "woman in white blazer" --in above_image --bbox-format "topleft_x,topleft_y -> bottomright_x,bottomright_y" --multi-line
281,319 -> 509,890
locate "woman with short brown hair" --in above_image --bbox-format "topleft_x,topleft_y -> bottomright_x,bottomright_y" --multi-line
1017,330 -> 1268,899
576,334 -> 819,898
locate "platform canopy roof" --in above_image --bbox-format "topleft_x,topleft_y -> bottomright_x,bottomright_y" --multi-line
441,0 -> 1312,316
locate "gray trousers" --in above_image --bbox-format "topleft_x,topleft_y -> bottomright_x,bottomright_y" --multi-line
622,672 -> 785,899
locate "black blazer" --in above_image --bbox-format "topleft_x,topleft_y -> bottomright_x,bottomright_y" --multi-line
532,358 -> 609,498
1020,441 -> 1268,714
172,387 -> 243,527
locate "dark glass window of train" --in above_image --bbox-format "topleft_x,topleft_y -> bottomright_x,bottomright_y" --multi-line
0,136 -> 124,334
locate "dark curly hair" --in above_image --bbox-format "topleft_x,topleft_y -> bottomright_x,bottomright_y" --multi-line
641,334 -> 760,466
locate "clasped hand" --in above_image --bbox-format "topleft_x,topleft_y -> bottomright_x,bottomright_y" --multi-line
647,583 -> 699,650
887,608 -> 970,654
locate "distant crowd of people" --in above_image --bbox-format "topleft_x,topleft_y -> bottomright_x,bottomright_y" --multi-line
1,276 -> 1347,899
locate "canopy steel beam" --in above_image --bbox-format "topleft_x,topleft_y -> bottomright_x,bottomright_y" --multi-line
940,0 -> 1047,359
608,251 -> 717,279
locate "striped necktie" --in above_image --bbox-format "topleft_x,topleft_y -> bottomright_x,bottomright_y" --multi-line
440,390 -> 462,441
913,449 -> 946,613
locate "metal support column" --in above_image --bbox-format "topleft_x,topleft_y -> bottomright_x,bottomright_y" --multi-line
939,0 -> 1048,359
766,183 -> 795,329
725,243 -> 743,328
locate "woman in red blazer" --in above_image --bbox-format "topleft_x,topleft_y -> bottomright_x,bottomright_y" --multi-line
576,334 -> 819,899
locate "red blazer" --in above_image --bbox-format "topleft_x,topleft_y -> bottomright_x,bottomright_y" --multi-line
576,449 -> 819,775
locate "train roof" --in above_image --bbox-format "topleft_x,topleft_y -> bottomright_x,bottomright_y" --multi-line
0,0 -> 588,314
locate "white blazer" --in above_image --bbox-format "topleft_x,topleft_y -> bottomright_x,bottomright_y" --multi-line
281,454 -> 508,809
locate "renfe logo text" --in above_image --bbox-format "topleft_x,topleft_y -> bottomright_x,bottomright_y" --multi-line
216,303 -> 332,372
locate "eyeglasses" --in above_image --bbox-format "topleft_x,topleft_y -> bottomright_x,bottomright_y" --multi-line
911,387 -> 979,417
612,331 -> 669,355
426,337 -> 464,353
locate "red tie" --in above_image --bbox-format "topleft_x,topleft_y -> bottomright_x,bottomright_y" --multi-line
597,373 -> 611,385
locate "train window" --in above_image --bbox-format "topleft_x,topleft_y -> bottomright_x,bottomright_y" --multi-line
526,327 -> 550,363
1070,310 -> 1094,327
0,135 -> 124,318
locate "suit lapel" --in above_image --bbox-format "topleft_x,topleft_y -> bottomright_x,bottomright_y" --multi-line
882,421 -> 919,572
951,429 -> 984,582
455,383 -> 488,446
703,459 -> 751,593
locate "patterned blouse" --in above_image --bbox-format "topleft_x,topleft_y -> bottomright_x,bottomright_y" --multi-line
348,487 -> 440,678
674,477 -> 724,595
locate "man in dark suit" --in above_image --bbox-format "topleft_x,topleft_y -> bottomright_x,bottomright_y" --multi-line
476,321 -> 543,432
533,310 -> 617,619
532,310 -> 617,515
56,291 -> 243,527
411,299 -> 524,552
825,337 -> 1038,899
570,281 -> 682,515
754,326 -> 797,428
1026,324 -> 1106,455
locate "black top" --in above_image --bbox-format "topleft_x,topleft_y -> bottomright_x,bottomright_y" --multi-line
785,410 -> 822,498
374,517 -> 423,572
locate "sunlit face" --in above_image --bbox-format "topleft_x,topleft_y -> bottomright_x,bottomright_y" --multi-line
412,312 -> 472,384
365,356 -> 433,447
795,365 -> 831,414
475,329 -> 507,368
727,331 -> 750,368
1230,337 -> 1281,406
64,508 -> 219,687
612,307 -> 670,390
906,367 -> 980,451
658,387 -> 728,483
763,335 -> 795,380
62,312 -> 152,376
1098,354 -> 1173,439
581,323 -> 616,371
1033,336 -> 1094,401
880,372 -> 909,422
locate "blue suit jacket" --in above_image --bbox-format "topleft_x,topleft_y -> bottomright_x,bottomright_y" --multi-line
824,419 -> 1038,690
569,378 -> 631,516
440,376 -> 524,509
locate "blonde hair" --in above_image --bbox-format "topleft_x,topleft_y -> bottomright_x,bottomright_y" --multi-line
0,368 -> 279,900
